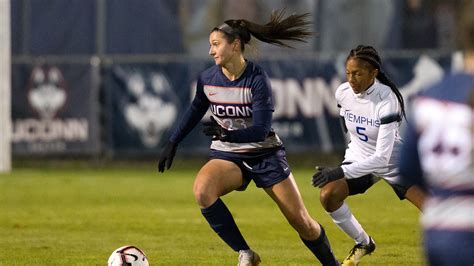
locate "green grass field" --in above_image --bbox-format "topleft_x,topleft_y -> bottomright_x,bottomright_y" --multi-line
0,161 -> 424,265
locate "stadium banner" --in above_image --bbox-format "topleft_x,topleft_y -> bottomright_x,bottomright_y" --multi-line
104,53 -> 455,156
11,62 -> 100,155
103,62 -> 202,156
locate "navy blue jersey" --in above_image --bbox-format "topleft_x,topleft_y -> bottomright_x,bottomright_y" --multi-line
170,61 -> 282,152
399,73 -> 474,231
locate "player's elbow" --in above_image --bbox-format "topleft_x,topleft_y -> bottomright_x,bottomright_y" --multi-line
373,153 -> 390,167
253,126 -> 270,142
254,131 -> 268,142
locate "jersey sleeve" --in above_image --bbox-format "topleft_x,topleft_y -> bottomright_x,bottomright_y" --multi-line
341,123 -> 398,178
341,94 -> 400,178
169,77 -> 209,144
378,93 -> 401,123
225,109 -> 272,143
250,71 -> 274,112
335,83 -> 346,116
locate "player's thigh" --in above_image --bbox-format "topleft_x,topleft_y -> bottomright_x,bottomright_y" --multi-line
264,173 -> 321,238
264,173 -> 309,219
404,184 -> 425,210
194,159 -> 244,197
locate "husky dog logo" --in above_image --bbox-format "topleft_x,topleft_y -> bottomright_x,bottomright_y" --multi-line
122,71 -> 178,148
27,66 -> 67,119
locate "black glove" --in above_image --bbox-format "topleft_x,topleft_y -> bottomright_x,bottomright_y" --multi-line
158,141 -> 177,173
202,116 -> 229,141
311,166 -> 345,188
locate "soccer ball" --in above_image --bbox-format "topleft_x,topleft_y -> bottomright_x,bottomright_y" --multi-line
108,245 -> 149,266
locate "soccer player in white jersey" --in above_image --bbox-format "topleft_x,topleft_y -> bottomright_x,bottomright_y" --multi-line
311,45 -> 427,265
158,10 -> 340,266
399,1 -> 474,265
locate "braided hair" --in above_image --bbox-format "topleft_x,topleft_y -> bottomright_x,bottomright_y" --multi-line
212,9 -> 312,52
346,45 -> 406,120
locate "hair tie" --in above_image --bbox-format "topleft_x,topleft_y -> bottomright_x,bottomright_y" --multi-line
218,20 -> 251,43
217,23 -> 234,36
357,55 -> 381,70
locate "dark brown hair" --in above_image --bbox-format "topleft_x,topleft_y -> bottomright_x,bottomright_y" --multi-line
346,45 -> 406,120
212,9 -> 312,52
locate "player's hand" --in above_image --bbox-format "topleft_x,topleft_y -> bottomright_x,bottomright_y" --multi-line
202,116 -> 229,141
311,166 -> 344,188
158,141 -> 177,173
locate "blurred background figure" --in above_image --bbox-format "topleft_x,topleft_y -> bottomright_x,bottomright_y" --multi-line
432,0 -> 457,51
400,0 -> 438,49
385,0 -> 459,51
398,0 -> 474,265
316,0 -> 395,52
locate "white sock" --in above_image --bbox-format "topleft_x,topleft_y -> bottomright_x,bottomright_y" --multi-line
329,202 -> 370,244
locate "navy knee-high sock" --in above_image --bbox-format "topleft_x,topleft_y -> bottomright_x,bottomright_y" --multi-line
201,198 -> 249,252
300,224 -> 340,266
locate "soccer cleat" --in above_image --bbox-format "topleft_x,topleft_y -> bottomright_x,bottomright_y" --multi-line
238,249 -> 261,266
341,237 -> 376,266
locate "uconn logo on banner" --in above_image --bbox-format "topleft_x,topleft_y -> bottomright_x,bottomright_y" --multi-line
122,71 -> 178,148
12,66 -> 88,151
28,66 -> 66,119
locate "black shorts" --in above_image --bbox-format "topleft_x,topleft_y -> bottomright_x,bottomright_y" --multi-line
342,162 -> 411,199
209,147 -> 291,191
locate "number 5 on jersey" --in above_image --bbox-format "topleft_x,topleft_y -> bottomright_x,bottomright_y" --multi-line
356,126 -> 368,142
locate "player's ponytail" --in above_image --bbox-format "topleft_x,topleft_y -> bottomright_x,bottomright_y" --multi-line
347,45 -> 406,120
213,9 -> 312,51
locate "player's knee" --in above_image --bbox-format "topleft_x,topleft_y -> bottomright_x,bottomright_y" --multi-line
287,213 -> 303,228
287,211 -> 317,236
193,182 -> 216,208
319,188 -> 342,211
193,190 -> 215,208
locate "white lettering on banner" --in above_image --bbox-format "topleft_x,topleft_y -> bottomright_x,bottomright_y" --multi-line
12,118 -> 89,142
29,142 -> 67,152
271,77 -> 341,119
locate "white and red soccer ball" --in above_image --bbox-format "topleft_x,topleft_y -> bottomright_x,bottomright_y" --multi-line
108,245 -> 149,266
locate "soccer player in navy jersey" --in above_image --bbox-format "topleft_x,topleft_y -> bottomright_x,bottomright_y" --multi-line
398,1 -> 474,265
158,10 -> 339,266
310,45 -> 427,266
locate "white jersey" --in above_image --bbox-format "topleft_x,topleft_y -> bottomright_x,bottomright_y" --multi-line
336,80 -> 403,180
